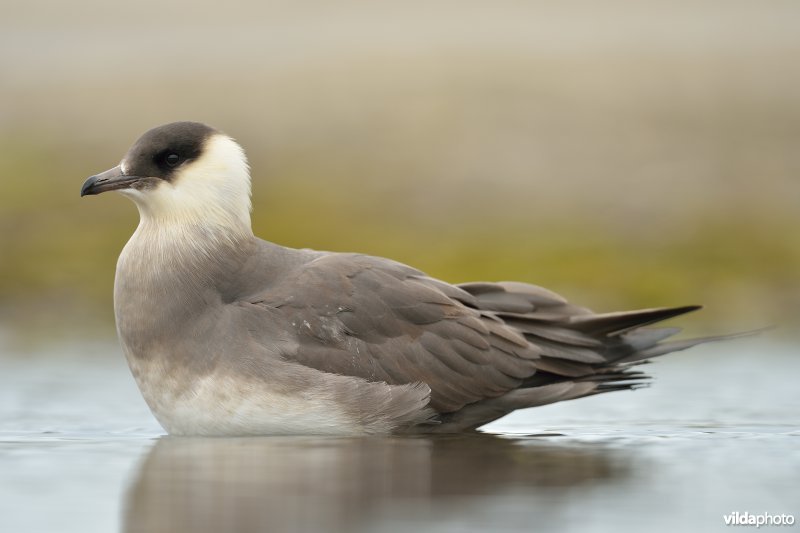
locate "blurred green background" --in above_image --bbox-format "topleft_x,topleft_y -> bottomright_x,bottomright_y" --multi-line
1,0 -> 798,343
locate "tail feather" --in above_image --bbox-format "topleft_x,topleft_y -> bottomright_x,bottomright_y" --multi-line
618,329 -> 762,363
432,281 -> 753,433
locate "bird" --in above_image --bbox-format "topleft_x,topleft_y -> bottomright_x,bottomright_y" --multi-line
81,121 -> 728,436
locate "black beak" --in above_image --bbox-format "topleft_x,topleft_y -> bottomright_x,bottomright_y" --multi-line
80,166 -> 142,197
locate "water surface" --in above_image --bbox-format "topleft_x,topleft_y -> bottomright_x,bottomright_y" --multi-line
0,339 -> 797,532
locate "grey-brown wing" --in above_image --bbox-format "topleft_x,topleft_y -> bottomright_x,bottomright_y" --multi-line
250,253 -> 543,413
247,251 -> 707,420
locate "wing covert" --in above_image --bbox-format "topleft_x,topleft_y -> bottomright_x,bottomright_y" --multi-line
250,253 -> 540,412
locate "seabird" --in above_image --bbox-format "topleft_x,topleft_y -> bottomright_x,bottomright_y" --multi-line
81,121 -> 724,436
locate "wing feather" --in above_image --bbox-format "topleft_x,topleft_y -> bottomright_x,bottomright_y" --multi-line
249,252 -> 711,422
254,253 -> 542,412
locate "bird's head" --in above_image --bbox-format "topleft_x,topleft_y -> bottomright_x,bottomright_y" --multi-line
81,122 -> 252,234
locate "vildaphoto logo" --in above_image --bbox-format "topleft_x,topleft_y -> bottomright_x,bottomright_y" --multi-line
723,512 -> 795,527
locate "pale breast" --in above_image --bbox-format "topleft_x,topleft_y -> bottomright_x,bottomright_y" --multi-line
125,354 -> 364,436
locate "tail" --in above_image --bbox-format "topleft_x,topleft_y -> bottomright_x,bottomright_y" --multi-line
431,282 -> 751,432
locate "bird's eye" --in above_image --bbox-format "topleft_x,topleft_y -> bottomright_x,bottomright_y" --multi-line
165,153 -> 181,167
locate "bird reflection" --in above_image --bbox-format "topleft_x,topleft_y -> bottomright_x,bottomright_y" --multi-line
123,433 -> 628,533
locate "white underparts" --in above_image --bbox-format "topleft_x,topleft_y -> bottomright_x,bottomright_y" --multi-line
127,356 -> 362,436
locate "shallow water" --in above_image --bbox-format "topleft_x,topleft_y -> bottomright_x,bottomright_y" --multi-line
0,338 -> 797,533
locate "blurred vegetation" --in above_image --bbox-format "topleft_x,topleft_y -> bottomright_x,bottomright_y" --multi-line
0,0 -> 798,343
0,135 -> 797,342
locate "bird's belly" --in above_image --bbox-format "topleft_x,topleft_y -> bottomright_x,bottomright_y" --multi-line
126,357 -> 363,436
